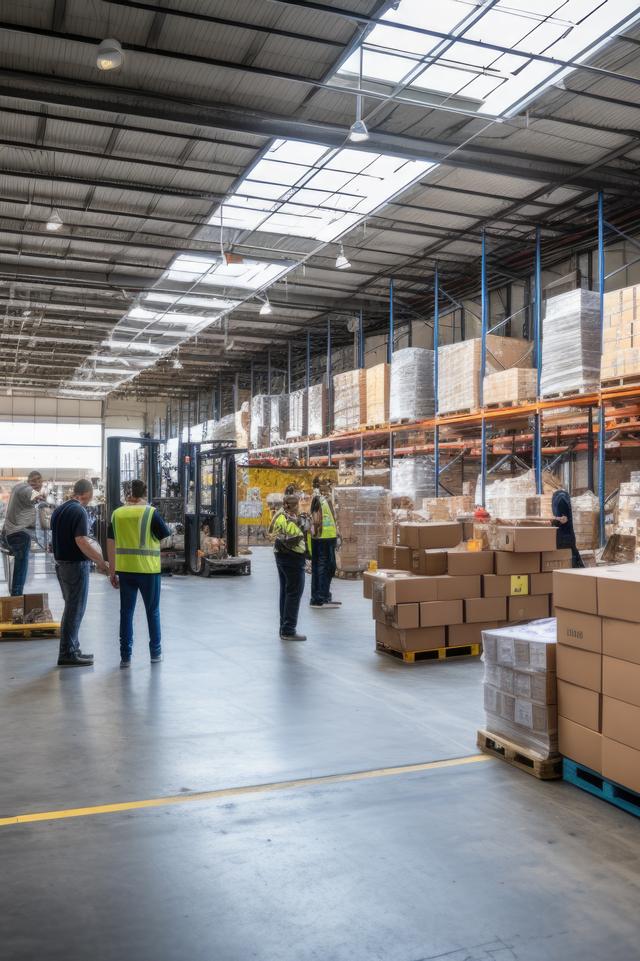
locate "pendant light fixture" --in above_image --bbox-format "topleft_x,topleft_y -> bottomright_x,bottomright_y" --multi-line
97,38 -> 124,71
349,45 -> 369,143
259,296 -> 273,316
336,243 -> 351,270
46,209 -> 63,231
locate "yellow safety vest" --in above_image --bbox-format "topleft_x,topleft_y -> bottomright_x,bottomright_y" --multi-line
317,496 -> 337,540
272,512 -> 306,553
111,504 -> 161,574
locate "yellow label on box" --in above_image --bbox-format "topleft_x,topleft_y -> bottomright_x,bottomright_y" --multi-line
510,575 -> 529,596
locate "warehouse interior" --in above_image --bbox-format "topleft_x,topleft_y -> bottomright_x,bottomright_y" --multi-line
3,2 -> 640,959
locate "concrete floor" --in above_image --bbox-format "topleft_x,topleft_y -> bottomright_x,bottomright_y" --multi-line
2,548 -> 640,961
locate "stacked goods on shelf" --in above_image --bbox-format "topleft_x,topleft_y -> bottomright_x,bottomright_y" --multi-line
571,490 -> 600,550
287,388 -> 307,440
269,395 -> 289,446
389,347 -> 435,422
481,619 -> 558,756
334,486 -> 392,573
333,369 -> 366,431
422,495 -> 474,520
197,404 -> 250,448
438,335 -> 531,415
308,383 -> 328,438
392,455 -> 436,508
601,283 -> 640,383
616,472 -> 640,533
250,395 -> 271,448
555,563 -> 640,792
540,289 -> 600,397
365,362 -> 390,425
483,367 -> 537,407
479,469 -> 559,521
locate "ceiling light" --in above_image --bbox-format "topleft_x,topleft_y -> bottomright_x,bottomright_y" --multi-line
46,209 -> 63,231
101,340 -> 163,354
336,243 -> 351,270
259,297 -> 273,316
97,38 -> 124,71
349,117 -> 369,143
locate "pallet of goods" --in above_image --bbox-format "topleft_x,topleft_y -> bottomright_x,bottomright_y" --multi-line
287,388 -> 308,440
438,335 -> 531,415
307,383 -> 328,438
333,369 -> 366,432
601,284 -> 640,385
555,563 -> 640,817
199,403 -> 250,448
365,362 -> 390,426
250,394 -> 272,449
540,289 -> 600,398
389,347 -> 435,423
571,490 -> 600,551
483,367 -> 537,408
334,486 -> 392,575
480,469 -> 560,522
269,394 -> 289,446
0,593 -> 58,638
392,455 -> 436,509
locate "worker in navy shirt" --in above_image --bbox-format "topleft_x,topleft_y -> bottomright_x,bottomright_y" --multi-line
51,479 -> 109,667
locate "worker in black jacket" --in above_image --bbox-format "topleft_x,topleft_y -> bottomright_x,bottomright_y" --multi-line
551,489 -> 584,568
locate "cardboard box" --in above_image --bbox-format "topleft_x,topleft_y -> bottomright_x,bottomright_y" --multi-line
392,603 -> 420,630
0,596 -> 24,623
495,526 -> 558,553
552,568 -> 600,615
602,696 -> 640,751
464,596 -> 507,623
597,564 -> 640,622
602,737 -> 640,794
603,655 -> 640,708
377,545 -> 413,572
494,552 -> 540,576
462,521 -> 474,541
556,609 -> 602,653
23,592 -> 49,614
363,569 -> 402,599
446,550 -> 494,576
558,680 -> 601,732
530,572 -> 553,595
482,574 -> 529,597
603,617 -> 640,665
448,621 -> 498,647
557,644 -> 602,692
540,549 -> 572,572
397,522 -> 462,549
373,573 -> 438,606
431,574 -> 481,601
411,549 -> 448,576
420,599 -> 463,627
375,621 -> 445,654
558,716 -> 602,772
508,594 -> 549,622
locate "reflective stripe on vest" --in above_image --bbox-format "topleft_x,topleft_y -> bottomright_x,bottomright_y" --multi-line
318,497 -> 337,539
111,504 -> 161,574
273,513 -> 306,553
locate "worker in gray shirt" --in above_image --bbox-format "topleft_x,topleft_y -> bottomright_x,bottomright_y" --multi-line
2,470 -> 45,595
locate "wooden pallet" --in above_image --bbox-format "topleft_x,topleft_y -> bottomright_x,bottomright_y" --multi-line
542,386 -> 596,400
485,398 -> 536,410
0,621 -> 60,640
438,407 -> 478,417
476,728 -> 562,780
335,569 -> 363,580
601,374 -> 640,390
376,641 -> 480,664
563,758 -> 640,818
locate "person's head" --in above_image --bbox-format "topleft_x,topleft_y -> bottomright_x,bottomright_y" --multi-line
73,478 -> 94,506
283,494 -> 300,515
128,479 -> 148,502
27,470 -> 43,491
284,483 -> 297,496
318,475 -> 332,495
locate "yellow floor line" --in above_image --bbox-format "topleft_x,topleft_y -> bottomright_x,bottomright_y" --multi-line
0,754 -> 491,828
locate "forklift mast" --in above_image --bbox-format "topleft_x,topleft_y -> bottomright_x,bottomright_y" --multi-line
182,441 -> 245,575
102,435 -> 163,549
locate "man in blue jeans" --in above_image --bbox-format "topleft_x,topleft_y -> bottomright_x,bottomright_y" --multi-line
107,479 -> 170,668
3,470 -> 45,595
51,479 -> 110,667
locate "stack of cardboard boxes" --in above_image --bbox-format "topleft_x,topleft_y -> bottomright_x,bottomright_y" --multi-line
555,564 -> 640,792
0,593 -> 52,624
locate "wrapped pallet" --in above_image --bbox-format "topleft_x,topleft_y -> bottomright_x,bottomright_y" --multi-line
287,388 -> 307,440
365,362 -> 390,425
481,619 -> 558,757
269,395 -> 289,446
571,490 -> 599,550
390,347 -> 435,422
392,455 -> 436,508
540,289 -> 600,397
438,335 -> 531,414
250,395 -> 271,449
479,469 -> 559,520
483,367 -> 537,407
602,283 -> 640,383
307,383 -> 328,438
334,486 -> 392,573
207,404 -> 250,448
333,369 -> 366,432
616,474 -> 640,533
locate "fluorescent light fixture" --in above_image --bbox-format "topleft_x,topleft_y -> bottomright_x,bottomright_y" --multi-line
97,38 -> 124,71
46,209 -> 63,231
259,297 -> 272,316
336,243 -> 351,270
102,340 -> 163,354
143,292 -> 239,310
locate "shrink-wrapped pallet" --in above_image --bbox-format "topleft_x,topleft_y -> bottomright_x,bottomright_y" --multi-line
333,369 -> 366,432
390,347 -> 435,422
308,383 -> 328,438
269,395 -> 289,446
479,469 -> 559,520
250,395 -> 271,449
616,476 -> 640,533
334,486 -> 392,573
482,619 -> 558,757
483,368 -> 537,407
190,404 -> 249,448
365,362 -> 390,425
392,455 -> 436,508
287,388 -> 307,439
439,336 -> 531,414
572,490 -> 599,550
540,289 -> 600,397
601,284 -> 640,383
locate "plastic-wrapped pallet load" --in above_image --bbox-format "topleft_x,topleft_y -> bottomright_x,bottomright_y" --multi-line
269,395 -> 289,446
482,618 -> 558,757
307,383 -> 328,438
439,335 -> 531,415
392,455 -> 436,508
571,490 -> 599,550
333,369 -> 366,431
479,469 -> 558,521
207,405 -> 250,447
250,395 -> 271,449
601,283 -> 640,383
483,368 -> 537,407
334,486 -> 392,573
616,473 -> 640,533
287,388 -> 307,440
540,289 -> 600,397
365,362 -> 390,425
390,347 -> 435,422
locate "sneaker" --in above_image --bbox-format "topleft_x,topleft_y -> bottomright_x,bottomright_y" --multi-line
281,633 -> 307,641
57,651 -> 94,667
319,601 -> 341,609
309,602 -> 324,609
150,654 -> 163,663
120,659 -> 131,669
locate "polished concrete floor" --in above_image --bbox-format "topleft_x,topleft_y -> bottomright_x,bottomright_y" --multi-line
2,549 -> 640,961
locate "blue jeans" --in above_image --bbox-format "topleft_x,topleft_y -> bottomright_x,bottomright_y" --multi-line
56,561 -> 90,657
7,529 -> 32,596
118,572 -> 162,660
275,552 -> 305,636
310,538 -> 337,605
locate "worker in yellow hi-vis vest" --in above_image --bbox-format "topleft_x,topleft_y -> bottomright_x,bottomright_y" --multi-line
107,479 -> 171,668
269,492 -> 309,641
309,475 -> 340,609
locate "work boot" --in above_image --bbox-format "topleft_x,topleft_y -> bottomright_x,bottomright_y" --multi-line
57,651 -> 94,667
281,633 -> 306,641
120,659 -> 131,669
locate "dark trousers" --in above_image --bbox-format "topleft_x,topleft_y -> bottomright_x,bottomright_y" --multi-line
7,530 -> 32,596
119,572 -> 162,660
56,560 -> 90,657
310,537 -> 337,605
275,551 -> 305,636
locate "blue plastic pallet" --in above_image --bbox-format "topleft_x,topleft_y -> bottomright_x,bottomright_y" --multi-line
563,758 -> 640,819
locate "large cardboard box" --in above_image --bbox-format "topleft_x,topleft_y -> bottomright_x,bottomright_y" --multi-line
508,594 -> 549,622
398,522 -> 462,550
494,552 -> 540,576
552,568 -> 600,615
559,716 -> 602,772
412,549 -> 448,576
448,621 -> 498,647
377,545 -> 413,572
482,574 -> 529,597
420,599 -> 463,627
23,592 -> 49,615
597,564 -> 640,621
602,738 -> 640,794
530,572 -> 553,595
373,573 -> 438,606
333,368 -> 366,431
0,596 -> 24,623
495,526 -> 557,553
603,655 -> 640,708
446,550 -> 494,576
365,362 -> 390,425
375,621 -> 445,654
391,603 -> 420,630
465,597 -> 507,623
540,549 -> 572,573
558,680 -> 601,732
363,568 -> 405,599
602,617 -> 640,665
431,574 -> 481,601
602,696 -> 640,751
557,644 -> 601,692
556,609 -> 602,653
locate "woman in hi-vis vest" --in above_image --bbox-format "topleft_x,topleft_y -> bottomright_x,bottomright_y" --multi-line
309,476 -> 340,609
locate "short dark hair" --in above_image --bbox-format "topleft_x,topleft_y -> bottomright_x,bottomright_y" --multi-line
312,475 -> 321,488
73,479 -> 93,496
131,479 -> 148,499
284,483 -> 296,496
27,471 -> 42,483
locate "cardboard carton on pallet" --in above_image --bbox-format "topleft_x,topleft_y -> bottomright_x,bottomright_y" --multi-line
365,362 -> 390,425
438,335 -> 531,415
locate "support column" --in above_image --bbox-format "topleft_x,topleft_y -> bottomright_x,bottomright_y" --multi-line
306,331 -> 311,389
480,231 -> 488,504
534,225 -> 543,495
388,278 -> 394,364
433,266 -> 440,497
326,318 -> 333,433
598,191 -> 606,545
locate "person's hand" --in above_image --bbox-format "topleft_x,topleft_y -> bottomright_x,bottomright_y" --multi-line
558,515 -> 568,524
110,573 -> 120,589
97,559 -> 109,575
